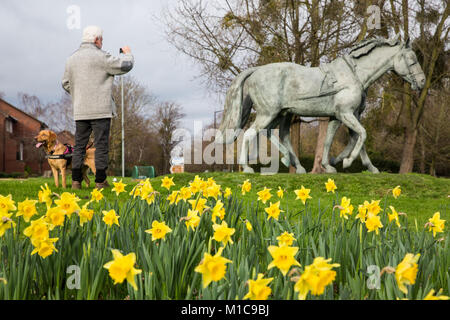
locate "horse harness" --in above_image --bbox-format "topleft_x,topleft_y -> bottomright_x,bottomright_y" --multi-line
295,55 -> 364,101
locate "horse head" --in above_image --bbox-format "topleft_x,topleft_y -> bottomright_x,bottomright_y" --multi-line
392,37 -> 426,90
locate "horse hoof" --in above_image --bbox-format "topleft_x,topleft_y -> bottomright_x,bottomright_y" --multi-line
296,167 -> 306,174
243,166 -> 254,174
343,158 -> 352,169
325,165 -> 337,173
368,165 -> 380,174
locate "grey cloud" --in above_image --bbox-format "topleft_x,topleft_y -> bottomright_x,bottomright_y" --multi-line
0,0 -> 221,133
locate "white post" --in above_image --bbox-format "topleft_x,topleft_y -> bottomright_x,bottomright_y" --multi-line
121,76 -> 125,178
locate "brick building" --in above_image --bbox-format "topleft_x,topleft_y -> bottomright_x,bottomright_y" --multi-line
0,98 -> 49,174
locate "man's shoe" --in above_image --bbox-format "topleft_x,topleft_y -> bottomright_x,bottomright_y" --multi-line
72,181 -> 82,190
95,180 -> 110,189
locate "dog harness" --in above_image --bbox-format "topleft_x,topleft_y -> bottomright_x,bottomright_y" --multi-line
46,144 -> 74,167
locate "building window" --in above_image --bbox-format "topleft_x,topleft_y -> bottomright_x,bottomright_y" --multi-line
17,142 -> 24,161
5,119 -> 13,133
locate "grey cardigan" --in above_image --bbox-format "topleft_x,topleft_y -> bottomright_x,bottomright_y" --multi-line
62,42 -> 134,120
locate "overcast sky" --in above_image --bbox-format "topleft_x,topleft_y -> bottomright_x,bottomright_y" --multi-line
0,0 -> 221,133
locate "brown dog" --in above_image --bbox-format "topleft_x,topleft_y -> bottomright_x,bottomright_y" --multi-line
35,129 -> 96,188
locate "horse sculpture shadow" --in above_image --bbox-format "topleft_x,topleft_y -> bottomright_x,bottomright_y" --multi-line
215,34 -> 425,174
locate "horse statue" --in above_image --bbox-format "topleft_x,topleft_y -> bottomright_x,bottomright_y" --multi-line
215,34 -> 426,174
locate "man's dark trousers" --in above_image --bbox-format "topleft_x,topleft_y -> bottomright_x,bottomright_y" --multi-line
72,118 -> 111,183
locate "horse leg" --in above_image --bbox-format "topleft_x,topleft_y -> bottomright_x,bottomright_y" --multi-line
239,114 -> 277,173
331,129 -> 357,166
321,119 -> 341,173
359,145 -> 380,173
338,113 -> 367,169
279,115 -> 306,174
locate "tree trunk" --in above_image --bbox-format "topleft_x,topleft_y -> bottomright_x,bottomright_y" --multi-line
419,129 -> 426,174
399,127 -> 417,173
311,119 -> 328,173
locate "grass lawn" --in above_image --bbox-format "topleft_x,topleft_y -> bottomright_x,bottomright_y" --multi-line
0,172 -> 448,228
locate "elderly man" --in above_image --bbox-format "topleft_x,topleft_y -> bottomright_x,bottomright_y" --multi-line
62,26 -> 134,189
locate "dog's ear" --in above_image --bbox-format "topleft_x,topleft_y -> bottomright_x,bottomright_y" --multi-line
48,131 -> 57,142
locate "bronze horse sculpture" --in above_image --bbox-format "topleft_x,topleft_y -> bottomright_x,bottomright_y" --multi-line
215,35 -> 426,173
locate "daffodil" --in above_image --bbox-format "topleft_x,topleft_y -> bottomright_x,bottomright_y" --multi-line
325,178 -> 337,194
90,188 -> 104,203
245,220 -> 253,231
294,186 -> 312,205
188,198 -> 209,214
195,247 -> 232,288
23,217 -> 49,247
104,249 -> 142,291
0,211 -> 15,237
277,231 -> 295,246
224,187 -> 232,199
112,179 -> 127,196
167,191 -> 181,205
38,183 -> 52,208
205,182 -> 221,200
212,220 -> 235,246
395,253 -> 420,295
211,200 -> 226,222
388,206 -> 401,228
180,187 -> 192,202
129,184 -> 142,198
54,192 -> 81,217
257,187 -> 272,204
392,186 -> 401,199
356,202 -> 368,223
267,244 -> 301,276
31,237 -> 59,259
78,204 -> 94,226
339,197 -> 354,220
45,206 -> 66,230
241,179 -> 252,195
0,194 -> 16,213
277,186 -> 284,199
102,209 -> 120,227
243,273 -> 273,300
426,212 -> 445,237
366,200 -> 381,216
185,209 -> 200,231
265,201 -> 284,221
16,198 -> 38,222
145,220 -> 172,241
423,289 -> 449,300
189,175 -> 203,194
365,213 -> 383,235
294,257 -> 340,300
161,176 -> 175,190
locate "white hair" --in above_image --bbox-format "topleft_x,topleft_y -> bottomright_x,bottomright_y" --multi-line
82,25 -> 103,43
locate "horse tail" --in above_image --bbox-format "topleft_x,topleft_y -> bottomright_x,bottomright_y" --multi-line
215,67 -> 258,144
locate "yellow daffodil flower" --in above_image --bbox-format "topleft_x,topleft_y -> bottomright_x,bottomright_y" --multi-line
267,244 -> 301,276
195,247 -> 232,288
145,220 -> 172,241
294,186 -> 312,205
395,253 -> 420,295
104,249 -> 142,291
243,273 -> 273,300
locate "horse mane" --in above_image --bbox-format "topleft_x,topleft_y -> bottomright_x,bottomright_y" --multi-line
349,37 -> 401,59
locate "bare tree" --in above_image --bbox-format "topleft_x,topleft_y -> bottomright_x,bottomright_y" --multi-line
153,102 -> 186,175
385,0 -> 449,173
